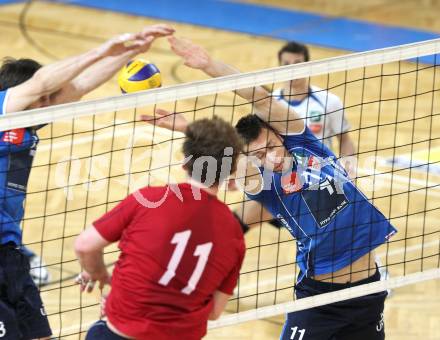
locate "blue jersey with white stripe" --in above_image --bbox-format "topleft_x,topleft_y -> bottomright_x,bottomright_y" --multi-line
0,90 -> 39,245
246,127 -> 397,279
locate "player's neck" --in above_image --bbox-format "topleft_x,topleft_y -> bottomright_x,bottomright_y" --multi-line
283,83 -> 309,102
186,178 -> 219,197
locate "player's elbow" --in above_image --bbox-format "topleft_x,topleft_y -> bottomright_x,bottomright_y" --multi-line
50,82 -> 84,106
74,237 -> 87,256
74,226 -> 110,257
74,233 -> 94,256
209,291 -> 230,320
32,68 -> 65,96
31,69 -> 51,94
208,309 -> 222,320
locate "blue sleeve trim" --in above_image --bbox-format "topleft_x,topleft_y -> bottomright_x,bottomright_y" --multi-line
0,90 -> 8,115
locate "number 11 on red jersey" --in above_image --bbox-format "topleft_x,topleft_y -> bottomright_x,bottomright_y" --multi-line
159,230 -> 213,295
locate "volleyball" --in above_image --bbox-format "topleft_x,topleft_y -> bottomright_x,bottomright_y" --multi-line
118,59 -> 161,93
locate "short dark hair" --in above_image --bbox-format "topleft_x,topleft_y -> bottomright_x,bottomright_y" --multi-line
235,114 -> 275,145
0,58 -> 42,90
278,41 -> 310,63
183,116 -> 243,185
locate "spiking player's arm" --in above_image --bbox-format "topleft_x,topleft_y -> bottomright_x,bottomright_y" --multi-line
4,32 -> 156,113
141,108 -> 189,133
168,36 -> 305,134
209,291 -> 231,320
50,25 -> 175,105
141,110 -> 264,196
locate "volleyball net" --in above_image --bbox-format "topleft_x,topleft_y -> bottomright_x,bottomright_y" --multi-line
1,38 -> 439,338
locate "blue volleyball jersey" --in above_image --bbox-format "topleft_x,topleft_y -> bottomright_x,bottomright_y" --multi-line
0,90 -> 39,245
246,127 -> 397,280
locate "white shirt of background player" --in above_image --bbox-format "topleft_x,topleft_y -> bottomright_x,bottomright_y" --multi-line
276,44 -> 355,160
272,85 -> 350,150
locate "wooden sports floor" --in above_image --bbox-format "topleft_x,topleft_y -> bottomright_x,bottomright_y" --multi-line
0,1 -> 439,339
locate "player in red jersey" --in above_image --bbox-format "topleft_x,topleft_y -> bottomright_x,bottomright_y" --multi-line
75,114 -> 245,340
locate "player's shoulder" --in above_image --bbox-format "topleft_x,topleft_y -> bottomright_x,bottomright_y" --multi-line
134,185 -> 170,206
211,198 -> 234,219
310,85 -> 342,105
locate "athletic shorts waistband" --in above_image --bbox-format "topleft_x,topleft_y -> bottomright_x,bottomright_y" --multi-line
298,267 -> 380,293
0,241 -> 20,250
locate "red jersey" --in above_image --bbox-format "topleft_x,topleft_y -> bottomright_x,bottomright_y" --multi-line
93,183 -> 245,340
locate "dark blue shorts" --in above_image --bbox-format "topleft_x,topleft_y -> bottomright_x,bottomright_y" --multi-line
0,244 -> 51,340
280,269 -> 387,340
86,320 -> 127,340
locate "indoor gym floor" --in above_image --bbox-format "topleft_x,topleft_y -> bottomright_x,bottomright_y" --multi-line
0,1 -> 439,339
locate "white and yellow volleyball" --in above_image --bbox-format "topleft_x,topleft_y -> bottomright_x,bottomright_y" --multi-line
118,59 -> 161,93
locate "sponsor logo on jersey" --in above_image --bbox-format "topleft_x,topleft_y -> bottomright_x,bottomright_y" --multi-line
292,152 -> 321,171
307,110 -> 323,134
307,110 -> 322,123
275,213 -> 294,234
308,123 -> 323,134
281,148 -> 349,198
281,154 -> 324,194
2,128 -> 25,145
302,177 -> 349,228
281,171 -> 302,194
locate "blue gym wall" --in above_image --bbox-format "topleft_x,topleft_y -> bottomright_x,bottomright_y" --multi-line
2,0 -> 439,60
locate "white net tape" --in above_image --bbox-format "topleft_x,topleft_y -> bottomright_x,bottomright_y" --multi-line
209,268 -> 440,328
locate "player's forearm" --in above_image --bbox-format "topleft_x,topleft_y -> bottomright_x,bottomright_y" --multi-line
202,59 -> 304,133
337,133 -> 357,178
75,225 -> 112,280
202,56 -> 239,78
71,49 -> 138,98
76,250 -> 108,278
202,59 -> 270,105
33,48 -> 104,96
236,200 -> 273,227
339,133 -> 356,157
